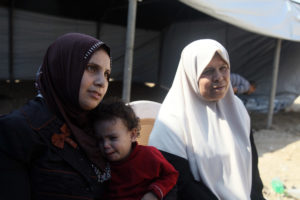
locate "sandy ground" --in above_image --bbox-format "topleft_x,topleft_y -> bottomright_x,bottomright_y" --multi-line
251,97 -> 300,200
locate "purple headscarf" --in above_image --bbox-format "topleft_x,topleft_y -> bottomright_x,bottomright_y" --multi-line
37,33 -> 110,170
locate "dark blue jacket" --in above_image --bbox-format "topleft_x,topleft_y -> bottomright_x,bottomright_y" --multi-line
0,98 -> 106,200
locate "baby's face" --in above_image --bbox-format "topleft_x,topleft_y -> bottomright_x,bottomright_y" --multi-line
94,117 -> 136,162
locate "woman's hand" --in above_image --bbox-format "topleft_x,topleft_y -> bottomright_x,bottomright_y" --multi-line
141,192 -> 159,200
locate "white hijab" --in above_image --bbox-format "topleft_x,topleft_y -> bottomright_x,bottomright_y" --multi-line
149,39 -> 252,200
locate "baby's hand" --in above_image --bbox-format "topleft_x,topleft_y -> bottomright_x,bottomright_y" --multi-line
141,192 -> 158,200
233,87 -> 238,93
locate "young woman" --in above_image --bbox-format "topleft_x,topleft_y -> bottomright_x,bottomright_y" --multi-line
0,33 -> 111,200
149,39 -> 265,200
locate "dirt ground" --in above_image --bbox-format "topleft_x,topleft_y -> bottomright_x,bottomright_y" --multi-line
251,100 -> 300,200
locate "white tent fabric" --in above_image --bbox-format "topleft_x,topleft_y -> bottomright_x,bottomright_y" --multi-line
179,0 -> 300,41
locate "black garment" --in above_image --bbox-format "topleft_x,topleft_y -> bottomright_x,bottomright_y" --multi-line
0,98 -> 106,200
161,151 -> 218,200
160,131 -> 265,200
250,131 -> 265,200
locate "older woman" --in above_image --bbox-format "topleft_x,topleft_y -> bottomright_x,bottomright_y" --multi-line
149,39 -> 265,200
0,33 -> 111,200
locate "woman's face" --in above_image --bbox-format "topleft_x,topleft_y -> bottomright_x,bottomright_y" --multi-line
79,49 -> 111,110
198,53 -> 230,101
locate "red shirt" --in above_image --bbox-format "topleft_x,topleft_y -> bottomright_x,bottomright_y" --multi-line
106,143 -> 178,200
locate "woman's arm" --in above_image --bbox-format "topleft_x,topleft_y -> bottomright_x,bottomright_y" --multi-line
160,151 -> 218,200
0,113 -> 34,200
0,150 -> 32,200
0,106 -> 46,200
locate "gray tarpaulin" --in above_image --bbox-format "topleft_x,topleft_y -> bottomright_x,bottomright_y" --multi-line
0,7 -> 160,82
159,19 -> 300,112
1,7 -> 300,112
0,7 -> 97,79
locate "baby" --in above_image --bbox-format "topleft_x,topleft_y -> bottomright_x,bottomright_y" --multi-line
92,98 -> 178,200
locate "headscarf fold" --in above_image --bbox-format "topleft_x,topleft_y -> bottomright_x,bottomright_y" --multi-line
149,39 -> 252,200
37,33 -> 110,170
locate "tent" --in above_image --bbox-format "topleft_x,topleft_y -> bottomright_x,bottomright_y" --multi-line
167,0 -> 300,127
1,0 -> 300,127
180,0 -> 300,41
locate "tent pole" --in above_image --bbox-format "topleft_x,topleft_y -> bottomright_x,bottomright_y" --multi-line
8,0 -> 15,83
266,39 -> 282,129
122,0 -> 137,102
96,21 -> 101,39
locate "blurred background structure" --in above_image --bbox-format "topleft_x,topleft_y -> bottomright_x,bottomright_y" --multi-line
1,0 -> 300,125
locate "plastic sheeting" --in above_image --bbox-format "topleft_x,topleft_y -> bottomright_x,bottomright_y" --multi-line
179,0 -> 300,41
159,19 -> 300,112
99,24 -> 160,83
0,8 -> 9,79
0,7 -> 160,82
0,7 -> 97,79
1,6 -> 300,112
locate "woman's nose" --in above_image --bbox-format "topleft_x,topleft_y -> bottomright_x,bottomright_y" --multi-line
94,72 -> 106,87
213,70 -> 223,82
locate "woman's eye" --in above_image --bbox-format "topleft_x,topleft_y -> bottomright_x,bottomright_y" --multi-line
86,65 -> 97,73
220,66 -> 228,72
105,71 -> 111,81
203,69 -> 213,75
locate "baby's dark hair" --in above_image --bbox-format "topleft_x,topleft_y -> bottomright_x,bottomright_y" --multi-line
91,98 -> 140,137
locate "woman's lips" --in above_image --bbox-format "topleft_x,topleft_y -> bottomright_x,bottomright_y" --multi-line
213,85 -> 226,90
89,90 -> 101,100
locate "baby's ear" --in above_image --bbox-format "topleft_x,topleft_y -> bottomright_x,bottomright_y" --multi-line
130,128 -> 138,142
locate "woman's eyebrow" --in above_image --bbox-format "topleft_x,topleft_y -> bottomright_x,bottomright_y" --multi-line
87,62 -> 110,70
87,62 -> 100,66
204,66 -> 214,70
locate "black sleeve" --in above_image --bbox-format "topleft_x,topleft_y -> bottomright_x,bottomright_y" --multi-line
0,150 -> 32,200
0,112 -> 45,200
160,151 -> 218,200
250,130 -> 266,200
